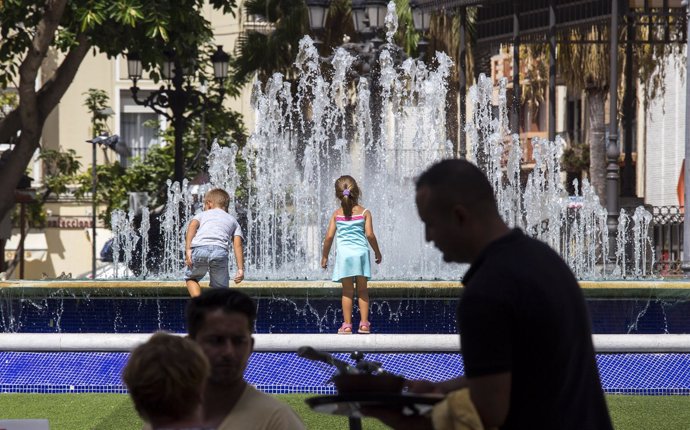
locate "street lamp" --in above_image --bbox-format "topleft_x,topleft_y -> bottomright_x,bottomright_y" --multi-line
87,133 -> 126,279
351,1 -> 368,34
350,0 -> 388,45
305,0 -> 330,32
410,1 -> 432,33
364,0 -> 388,30
126,45 -> 230,185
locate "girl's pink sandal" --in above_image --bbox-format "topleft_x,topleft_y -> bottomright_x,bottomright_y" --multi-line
337,323 -> 353,335
358,321 -> 371,334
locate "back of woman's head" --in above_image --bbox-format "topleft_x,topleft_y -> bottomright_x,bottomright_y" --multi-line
122,332 -> 210,424
334,175 -> 360,218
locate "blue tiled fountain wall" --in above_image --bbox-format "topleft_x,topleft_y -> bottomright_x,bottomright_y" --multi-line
1,286 -> 690,395
1,288 -> 689,334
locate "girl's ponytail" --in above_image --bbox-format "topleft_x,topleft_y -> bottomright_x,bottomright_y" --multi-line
335,175 -> 361,218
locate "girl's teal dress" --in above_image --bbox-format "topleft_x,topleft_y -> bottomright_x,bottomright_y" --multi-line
332,209 -> 371,282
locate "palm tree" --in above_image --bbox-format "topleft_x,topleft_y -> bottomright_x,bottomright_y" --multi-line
231,0 -> 310,85
232,0 -> 420,86
520,18 -> 676,205
558,26 -> 611,203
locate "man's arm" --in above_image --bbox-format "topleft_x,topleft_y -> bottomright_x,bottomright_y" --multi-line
468,372 -> 511,429
233,235 -> 244,283
185,219 -> 200,267
407,376 -> 468,395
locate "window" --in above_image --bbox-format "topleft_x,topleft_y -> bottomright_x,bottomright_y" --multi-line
120,90 -> 162,166
121,112 -> 158,163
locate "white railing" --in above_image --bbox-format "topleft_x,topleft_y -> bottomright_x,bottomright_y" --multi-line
1,333 -> 690,353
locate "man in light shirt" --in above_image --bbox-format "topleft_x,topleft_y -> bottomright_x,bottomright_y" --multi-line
186,289 -> 306,430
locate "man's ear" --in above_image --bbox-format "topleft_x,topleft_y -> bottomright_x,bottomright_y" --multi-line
250,336 -> 255,353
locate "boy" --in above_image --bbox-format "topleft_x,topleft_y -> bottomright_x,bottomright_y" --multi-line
185,188 -> 244,297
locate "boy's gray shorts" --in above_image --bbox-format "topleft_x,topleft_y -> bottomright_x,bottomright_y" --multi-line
184,245 -> 230,288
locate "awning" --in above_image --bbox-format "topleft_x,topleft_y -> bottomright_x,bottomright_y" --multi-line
4,230 -> 48,262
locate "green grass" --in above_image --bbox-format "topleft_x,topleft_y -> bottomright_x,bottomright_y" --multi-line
606,395 -> 690,430
0,394 -> 689,429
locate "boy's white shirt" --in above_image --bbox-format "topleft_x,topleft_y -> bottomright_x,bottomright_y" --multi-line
191,208 -> 243,250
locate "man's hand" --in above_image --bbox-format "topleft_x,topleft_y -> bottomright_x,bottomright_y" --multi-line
234,269 -> 244,284
185,249 -> 193,268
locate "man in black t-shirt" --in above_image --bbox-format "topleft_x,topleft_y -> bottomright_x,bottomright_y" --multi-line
367,159 -> 612,430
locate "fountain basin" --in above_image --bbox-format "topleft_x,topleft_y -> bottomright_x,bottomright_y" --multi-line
2,280 -> 690,334
2,280 -> 690,395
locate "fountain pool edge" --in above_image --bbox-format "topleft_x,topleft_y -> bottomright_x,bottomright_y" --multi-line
2,333 -> 690,353
2,279 -> 690,299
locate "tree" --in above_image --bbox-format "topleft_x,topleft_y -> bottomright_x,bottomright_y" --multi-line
558,27 -> 611,203
232,0 -> 420,86
232,0 -> 309,85
83,88 -> 113,137
522,19 -> 676,205
0,0 -> 238,225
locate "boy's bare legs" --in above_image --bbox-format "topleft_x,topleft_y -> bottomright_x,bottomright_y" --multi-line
341,277 -> 355,324
186,279 -> 201,297
355,276 -> 369,324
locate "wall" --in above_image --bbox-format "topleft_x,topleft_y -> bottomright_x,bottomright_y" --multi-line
644,53 -> 685,207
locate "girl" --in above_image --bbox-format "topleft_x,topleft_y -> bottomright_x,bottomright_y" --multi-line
321,175 -> 382,334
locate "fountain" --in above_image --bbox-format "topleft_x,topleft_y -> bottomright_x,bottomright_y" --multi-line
103,3 -> 653,282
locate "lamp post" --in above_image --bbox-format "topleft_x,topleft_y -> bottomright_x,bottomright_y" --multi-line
126,46 -> 230,185
87,133 -> 126,279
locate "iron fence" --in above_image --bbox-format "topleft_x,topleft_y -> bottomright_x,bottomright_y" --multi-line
652,206 -> 684,276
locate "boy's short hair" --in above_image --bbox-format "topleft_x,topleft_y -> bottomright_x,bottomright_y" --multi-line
205,188 -> 230,211
122,332 -> 210,423
186,289 -> 257,338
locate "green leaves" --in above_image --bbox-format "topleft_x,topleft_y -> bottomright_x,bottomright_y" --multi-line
147,25 -> 169,42
39,148 -> 82,196
0,0 -> 239,77
82,88 -> 113,137
77,5 -> 107,32
0,0 -> 246,226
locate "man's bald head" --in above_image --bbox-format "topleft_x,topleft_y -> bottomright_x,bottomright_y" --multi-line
415,159 -> 498,215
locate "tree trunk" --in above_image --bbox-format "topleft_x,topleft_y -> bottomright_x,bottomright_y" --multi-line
0,0 -> 79,223
586,89 -> 607,205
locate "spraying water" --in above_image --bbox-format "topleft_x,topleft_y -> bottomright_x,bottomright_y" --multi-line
107,1 -> 654,281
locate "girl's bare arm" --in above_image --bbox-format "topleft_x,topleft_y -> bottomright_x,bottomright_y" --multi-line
364,211 -> 382,264
321,214 -> 337,268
